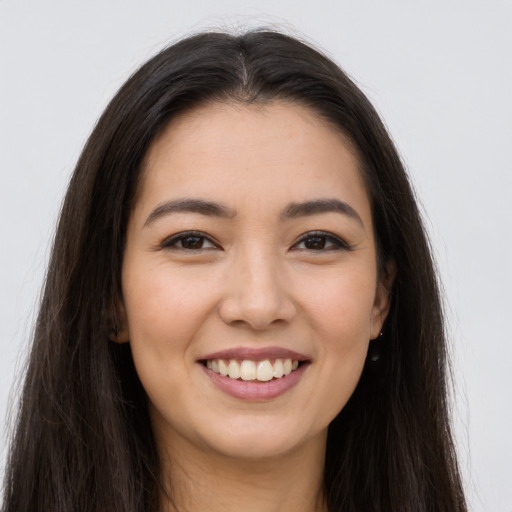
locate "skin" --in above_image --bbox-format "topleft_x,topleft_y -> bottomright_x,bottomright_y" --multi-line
116,101 -> 393,512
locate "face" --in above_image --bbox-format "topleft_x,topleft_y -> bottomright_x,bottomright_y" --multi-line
119,101 -> 392,461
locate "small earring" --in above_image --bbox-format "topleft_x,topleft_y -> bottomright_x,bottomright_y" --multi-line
368,346 -> 380,363
368,332 -> 384,363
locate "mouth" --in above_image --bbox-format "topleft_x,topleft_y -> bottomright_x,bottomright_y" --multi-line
198,347 -> 310,400
202,358 -> 304,382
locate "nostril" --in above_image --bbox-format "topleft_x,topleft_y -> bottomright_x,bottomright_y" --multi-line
217,271 -> 297,329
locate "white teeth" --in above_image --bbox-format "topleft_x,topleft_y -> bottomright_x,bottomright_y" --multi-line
272,359 -> 284,378
240,360 -> 257,381
256,360 -> 273,382
206,357 -> 302,381
218,359 -> 228,376
227,360 -> 241,379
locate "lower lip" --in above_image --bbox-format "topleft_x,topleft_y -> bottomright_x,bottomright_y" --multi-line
201,363 -> 309,401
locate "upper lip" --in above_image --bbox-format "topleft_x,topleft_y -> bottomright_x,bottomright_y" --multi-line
200,346 -> 310,362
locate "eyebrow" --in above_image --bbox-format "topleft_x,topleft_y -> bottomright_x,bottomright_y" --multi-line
281,199 -> 363,226
144,198 -> 236,227
144,197 -> 363,227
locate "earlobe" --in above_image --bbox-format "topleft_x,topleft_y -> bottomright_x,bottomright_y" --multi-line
109,326 -> 130,343
370,260 -> 396,339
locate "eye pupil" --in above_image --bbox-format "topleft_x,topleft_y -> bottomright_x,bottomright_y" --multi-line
182,236 -> 203,249
305,236 -> 326,250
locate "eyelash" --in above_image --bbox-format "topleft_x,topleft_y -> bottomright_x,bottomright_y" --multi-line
160,230 -> 351,252
161,231 -> 218,251
292,231 -> 352,251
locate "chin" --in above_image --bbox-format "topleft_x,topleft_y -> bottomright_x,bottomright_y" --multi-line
196,414 -> 327,461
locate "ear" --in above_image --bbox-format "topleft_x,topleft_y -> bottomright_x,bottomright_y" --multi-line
108,302 -> 130,343
370,260 -> 396,340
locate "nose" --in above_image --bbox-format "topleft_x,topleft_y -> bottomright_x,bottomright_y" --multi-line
218,247 -> 296,330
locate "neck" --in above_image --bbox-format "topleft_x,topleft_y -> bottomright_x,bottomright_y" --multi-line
158,431 -> 328,512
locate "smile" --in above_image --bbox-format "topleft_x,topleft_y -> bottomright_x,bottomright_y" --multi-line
205,358 -> 300,381
199,347 -> 310,401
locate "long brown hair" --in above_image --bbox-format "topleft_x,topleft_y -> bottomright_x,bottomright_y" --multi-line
2,31 -> 467,512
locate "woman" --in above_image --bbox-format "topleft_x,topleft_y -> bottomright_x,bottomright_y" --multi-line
2,30 -> 467,512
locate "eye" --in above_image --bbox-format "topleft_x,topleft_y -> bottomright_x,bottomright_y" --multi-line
292,231 -> 350,251
161,231 -> 218,250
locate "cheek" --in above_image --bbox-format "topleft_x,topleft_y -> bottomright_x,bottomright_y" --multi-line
121,265 -> 222,390
121,266 -> 219,412
298,268 -> 375,414
123,264 -> 215,339
300,265 -> 377,342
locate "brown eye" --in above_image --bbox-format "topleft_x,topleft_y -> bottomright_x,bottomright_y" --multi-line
304,236 -> 326,250
161,231 -> 217,250
181,236 -> 205,249
293,231 -> 350,251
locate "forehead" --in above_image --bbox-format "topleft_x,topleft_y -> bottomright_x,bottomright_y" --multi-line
135,101 -> 371,225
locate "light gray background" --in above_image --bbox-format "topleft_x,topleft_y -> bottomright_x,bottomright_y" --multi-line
1,1 -> 511,510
